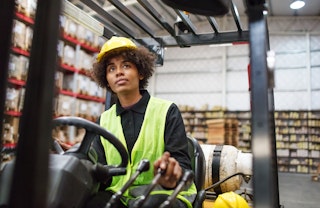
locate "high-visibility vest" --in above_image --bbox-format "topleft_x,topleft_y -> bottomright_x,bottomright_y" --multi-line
100,97 -> 196,207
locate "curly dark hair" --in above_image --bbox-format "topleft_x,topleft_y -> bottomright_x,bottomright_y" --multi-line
91,46 -> 156,92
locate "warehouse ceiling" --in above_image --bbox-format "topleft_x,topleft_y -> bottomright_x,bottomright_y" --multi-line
267,0 -> 320,16
65,0 -> 320,48
70,0 -> 320,16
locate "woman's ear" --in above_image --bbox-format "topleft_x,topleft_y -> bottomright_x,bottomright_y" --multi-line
139,74 -> 144,80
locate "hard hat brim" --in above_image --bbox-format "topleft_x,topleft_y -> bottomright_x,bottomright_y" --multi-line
96,37 -> 137,62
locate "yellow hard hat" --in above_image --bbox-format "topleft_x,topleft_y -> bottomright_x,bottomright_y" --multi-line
96,36 -> 137,62
214,192 -> 250,208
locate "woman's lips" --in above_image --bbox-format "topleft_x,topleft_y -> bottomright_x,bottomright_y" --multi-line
115,78 -> 128,85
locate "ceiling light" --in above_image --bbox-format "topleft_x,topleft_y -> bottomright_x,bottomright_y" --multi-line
290,0 -> 305,10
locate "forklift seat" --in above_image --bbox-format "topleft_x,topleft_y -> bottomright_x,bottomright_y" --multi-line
187,136 -> 206,208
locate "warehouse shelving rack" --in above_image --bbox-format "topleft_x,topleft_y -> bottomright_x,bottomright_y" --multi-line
0,0 -> 280,207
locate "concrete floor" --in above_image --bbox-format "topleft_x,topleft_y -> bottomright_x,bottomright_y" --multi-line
203,172 -> 320,208
278,172 -> 320,208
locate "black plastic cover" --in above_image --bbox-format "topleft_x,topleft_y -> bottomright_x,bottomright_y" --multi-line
162,0 -> 230,16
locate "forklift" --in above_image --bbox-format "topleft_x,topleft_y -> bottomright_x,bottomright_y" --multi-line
0,0 -> 281,207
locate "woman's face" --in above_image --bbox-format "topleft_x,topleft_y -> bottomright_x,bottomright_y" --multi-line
105,56 -> 143,96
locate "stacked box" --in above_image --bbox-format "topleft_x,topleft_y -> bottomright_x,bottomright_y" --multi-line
54,94 -> 75,117
76,74 -> 91,95
55,71 -> 64,90
76,99 -> 89,119
62,44 -> 76,67
76,24 -> 94,47
2,116 -> 20,143
9,54 -> 29,81
16,0 -> 36,18
12,20 -> 26,50
78,49 -> 95,72
206,118 -> 238,146
62,74 -> 74,91
64,18 -> 78,38
5,88 -> 20,112
25,26 -> 33,51
75,100 -> 104,122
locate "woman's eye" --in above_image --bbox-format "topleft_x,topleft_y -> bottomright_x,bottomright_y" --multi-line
107,66 -> 115,72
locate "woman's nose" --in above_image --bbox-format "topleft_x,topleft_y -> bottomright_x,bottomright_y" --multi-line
115,66 -> 124,75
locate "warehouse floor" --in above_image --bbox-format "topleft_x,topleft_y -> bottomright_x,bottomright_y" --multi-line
278,172 -> 320,208
203,172 -> 320,208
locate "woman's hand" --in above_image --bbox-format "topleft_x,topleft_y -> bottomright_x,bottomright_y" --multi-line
53,137 -> 72,151
153,151 -> 182,189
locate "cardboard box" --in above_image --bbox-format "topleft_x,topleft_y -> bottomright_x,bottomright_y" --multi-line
206,118 -> 239,146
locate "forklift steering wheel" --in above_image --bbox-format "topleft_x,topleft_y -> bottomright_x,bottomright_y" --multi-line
52,116 -> 128,168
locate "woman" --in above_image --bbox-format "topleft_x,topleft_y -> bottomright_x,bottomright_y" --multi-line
87,36 -> 196,208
